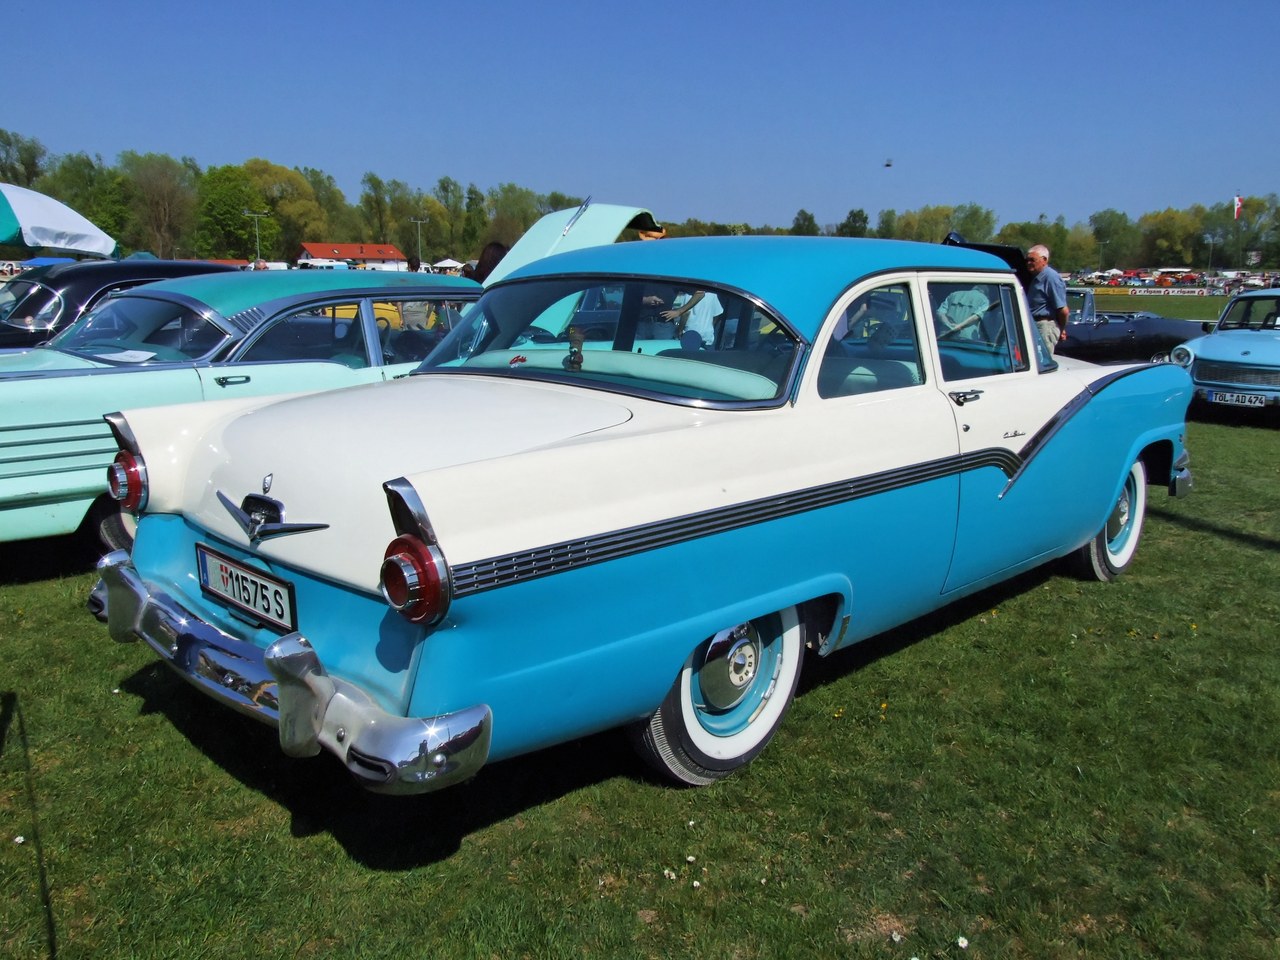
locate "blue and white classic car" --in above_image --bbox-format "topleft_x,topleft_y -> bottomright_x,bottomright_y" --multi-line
95,236 -> 1193,794
1170,288 -> 1280,409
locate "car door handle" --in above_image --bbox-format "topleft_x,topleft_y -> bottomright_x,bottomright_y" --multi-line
214,375 -> 251,387
948,389 -> 984,406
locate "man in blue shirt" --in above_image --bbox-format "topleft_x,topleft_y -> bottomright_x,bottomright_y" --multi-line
1026,244 -> 1068,353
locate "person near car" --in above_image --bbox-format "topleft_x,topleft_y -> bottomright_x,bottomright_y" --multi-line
1026,244 -> 1068,353
934,286 -> 989,340
399,255 -> 431,330
662,290 -> 722,347
472,242 -> 509,284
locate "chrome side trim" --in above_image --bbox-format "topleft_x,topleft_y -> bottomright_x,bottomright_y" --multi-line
97,551 -> 490,795
451,452 -> 993,597
451,369 -> 1187,596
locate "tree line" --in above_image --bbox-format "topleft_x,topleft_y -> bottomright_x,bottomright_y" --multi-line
2,129 -> 1276,271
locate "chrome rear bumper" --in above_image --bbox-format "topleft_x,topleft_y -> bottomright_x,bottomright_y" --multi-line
1170,449 -> 1193,499
95,550 -> 491,795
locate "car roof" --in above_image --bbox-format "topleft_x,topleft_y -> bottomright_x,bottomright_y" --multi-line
498,235 -> 1010,339
25,259 -> 236,282
120,268 -> 482,317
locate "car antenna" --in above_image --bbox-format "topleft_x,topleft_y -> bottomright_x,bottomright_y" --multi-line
562,196 -> 593,236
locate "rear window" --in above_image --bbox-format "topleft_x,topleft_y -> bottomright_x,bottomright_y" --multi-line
49,294 -> 229,363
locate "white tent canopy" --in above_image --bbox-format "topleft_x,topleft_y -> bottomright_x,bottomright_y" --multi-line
433,257 -> 463,269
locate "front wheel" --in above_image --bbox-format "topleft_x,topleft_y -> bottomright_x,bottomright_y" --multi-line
1073,459 -> 1147,581
631,606 -> 804,786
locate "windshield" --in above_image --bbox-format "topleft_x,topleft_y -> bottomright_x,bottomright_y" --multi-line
0,279 -> 61,331
48,294 -> 230,363
418,278 -> 798,404
1218,296 -> 1280,331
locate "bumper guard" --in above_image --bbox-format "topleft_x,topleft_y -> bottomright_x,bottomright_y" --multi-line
95,550 -> 491,795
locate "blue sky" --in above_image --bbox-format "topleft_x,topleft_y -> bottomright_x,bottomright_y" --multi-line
10,0 -> 1277,231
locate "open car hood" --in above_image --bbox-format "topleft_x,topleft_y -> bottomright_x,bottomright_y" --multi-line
483,201 -> 660,286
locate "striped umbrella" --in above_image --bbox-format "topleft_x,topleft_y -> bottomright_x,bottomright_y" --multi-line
0,182 -> 117,257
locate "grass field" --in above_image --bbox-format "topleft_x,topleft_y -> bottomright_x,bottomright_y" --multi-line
2,413 -> 1278,959
1093,291 -> 1225,324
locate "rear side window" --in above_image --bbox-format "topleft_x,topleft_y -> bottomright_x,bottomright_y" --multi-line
239,301 -> 371,368
928,281 -> 1030,381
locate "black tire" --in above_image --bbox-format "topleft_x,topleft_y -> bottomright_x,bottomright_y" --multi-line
90,497 -> 136,553
1073,459 -> 1147,581
631,606 -> 804,786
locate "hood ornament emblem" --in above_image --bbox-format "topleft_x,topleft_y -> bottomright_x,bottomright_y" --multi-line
217,491 -> 329,545
262,473 -> 273,494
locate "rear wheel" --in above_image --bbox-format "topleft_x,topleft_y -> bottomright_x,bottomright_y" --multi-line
631,606 -> 803,785
1073,459 -> 1147,581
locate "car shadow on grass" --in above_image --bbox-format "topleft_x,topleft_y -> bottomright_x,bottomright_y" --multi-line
797,564 -> 1057,696
1188,402 -> 1280,429
118,660 -> 642,868
113,563 -> 1065,869
0,531 -> 101,584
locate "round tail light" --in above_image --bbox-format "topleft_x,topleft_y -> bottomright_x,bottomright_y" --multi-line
107,450 -> 148,512
380,534 -> 450,624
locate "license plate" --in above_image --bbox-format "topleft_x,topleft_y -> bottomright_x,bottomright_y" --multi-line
196,544 -> 296,632
1209,391 -> 1266,407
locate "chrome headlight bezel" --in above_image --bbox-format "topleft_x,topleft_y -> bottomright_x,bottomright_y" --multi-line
1170,345 -> 1193,368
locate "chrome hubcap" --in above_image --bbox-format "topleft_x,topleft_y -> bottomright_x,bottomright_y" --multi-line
699,624 -> 760,711
1107,485 -> 1131,541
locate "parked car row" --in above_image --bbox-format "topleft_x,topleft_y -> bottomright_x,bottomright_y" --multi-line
1058,286 -> 1203,364
77,226 -> 1194,796
0,258 -> 237,348
0,203 -> 663,551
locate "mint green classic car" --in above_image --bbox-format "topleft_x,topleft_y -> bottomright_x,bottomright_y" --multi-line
0,270 -> 480,548
0,202 -> 661,550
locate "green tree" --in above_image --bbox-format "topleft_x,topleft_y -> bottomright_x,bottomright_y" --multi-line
431,176 -> 465,253
996,216 -> 1068,261
895,205 -> 953,243
0,129 -> 47,186
117,151 -> 199,258
790,209 -> 819,236
542,191 -> 586,215
195,165 -> 269,260
244,158 -> 325,261
949,203 -> 997,243
486,183 -> 542,248
1137,207 -> 1201,267
35,152 -> 129,242
835,208 -> 869,238
1088,208 -> 1141,270
358,172 -> 390,242
874,208 -> 898,239
462,184 -> 488,255
299,167 -> 359,241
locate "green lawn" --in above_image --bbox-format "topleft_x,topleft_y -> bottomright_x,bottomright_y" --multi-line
2,415 -> 1278,959
1094,291 -> 1225,323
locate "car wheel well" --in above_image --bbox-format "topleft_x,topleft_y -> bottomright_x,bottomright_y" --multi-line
798,594 -> 844,654
1137,440 -> 1173,492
